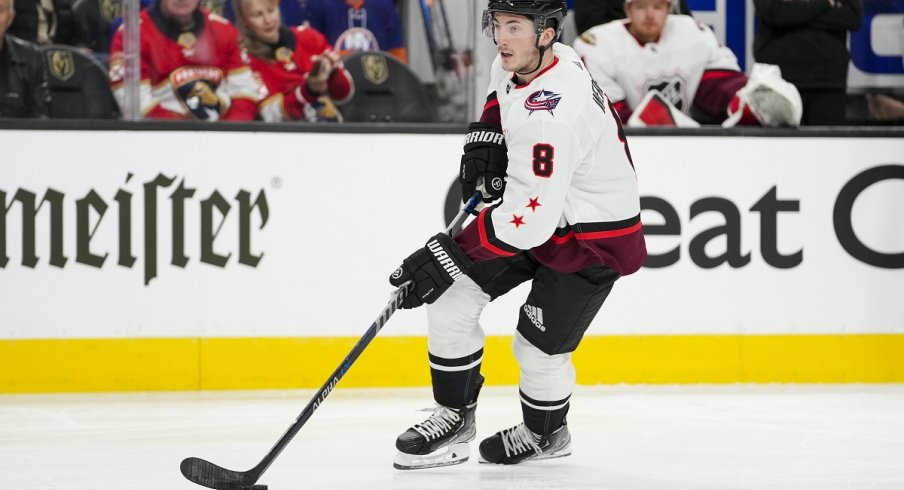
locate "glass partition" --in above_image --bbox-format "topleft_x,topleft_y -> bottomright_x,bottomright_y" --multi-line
2,0 -> 902,125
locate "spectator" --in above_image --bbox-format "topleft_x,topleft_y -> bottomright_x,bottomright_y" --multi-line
300,0 -> 406,62
1,0 -> 51,118
71,0 -> 151,61
573,0 -> 690,35
753,0 -> 863,126
108,0 -> 260,120
70,0 -> 118,56
574,0 -> 797,126
8,0 -> 77,45
233,0 -> 353,122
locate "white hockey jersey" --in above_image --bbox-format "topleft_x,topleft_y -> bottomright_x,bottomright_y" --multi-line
573,15 -> 741,115
455,43 -> 646,276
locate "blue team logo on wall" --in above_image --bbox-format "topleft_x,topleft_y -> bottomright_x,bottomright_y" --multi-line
850,0 -> 904,75
525,90 -> 562,116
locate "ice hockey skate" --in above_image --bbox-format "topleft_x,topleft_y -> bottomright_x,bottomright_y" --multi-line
478,421 -> 572,465
393,403 -> 476,470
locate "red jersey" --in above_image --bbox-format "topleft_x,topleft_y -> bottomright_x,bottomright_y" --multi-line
253,24 -> 354,122
109,5 -> 259,121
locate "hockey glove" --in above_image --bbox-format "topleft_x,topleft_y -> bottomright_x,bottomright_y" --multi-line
460,122 -> 508,203
389,233 -> 473,309
723,63 -> 802,128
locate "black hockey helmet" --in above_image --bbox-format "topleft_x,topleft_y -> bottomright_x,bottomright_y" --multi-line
482,0 -> 567,40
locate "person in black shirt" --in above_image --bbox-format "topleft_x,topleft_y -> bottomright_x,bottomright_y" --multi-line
7,0 -> 77,45
0,0 -> 51,118
754,0 -> 863,126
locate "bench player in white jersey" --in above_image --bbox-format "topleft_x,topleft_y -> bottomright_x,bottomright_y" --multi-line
574,0 -> 782,126
387,0 -> 646,469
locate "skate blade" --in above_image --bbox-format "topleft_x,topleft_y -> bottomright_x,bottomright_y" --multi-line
534,445 -> 572,461
477,444 -> 573,464
393,442 -> 470,470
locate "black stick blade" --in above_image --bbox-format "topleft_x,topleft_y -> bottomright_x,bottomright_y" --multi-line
180,457 -> 256,490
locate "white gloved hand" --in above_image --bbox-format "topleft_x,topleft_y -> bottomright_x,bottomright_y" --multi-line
723,63 -> 803,128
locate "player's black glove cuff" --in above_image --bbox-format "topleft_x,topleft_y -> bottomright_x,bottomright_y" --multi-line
388,233 -> 473,309
460,122 -> 508,203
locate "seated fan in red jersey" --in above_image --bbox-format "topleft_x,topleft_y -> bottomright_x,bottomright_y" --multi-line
108,0 -> 259,120
234,0 -> 354,122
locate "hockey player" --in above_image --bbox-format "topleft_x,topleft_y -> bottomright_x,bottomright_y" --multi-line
574,0 -> 691,35
387,0 -> 646,469
573,0 -> 798,126
109,0 -> 260,120
233,0 -> 353,122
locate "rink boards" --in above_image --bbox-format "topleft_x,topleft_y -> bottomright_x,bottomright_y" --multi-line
1,130 -> 902,392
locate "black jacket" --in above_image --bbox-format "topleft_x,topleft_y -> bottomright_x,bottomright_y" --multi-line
0,34 -> 51,118
754,0 -> 863,89
71,0 -> 115,53
7,0 -> 78,45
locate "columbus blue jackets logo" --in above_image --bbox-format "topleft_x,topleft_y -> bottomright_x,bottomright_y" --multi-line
525,89 -> 561,116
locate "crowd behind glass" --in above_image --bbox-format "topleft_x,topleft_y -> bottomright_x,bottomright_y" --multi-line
1,0 -> 901,125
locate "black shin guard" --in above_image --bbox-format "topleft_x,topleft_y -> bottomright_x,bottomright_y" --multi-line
429,349 -> 484,408
520,390 -> 570,435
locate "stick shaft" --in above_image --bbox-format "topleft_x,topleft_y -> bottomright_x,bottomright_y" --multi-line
245,192 -> 481,480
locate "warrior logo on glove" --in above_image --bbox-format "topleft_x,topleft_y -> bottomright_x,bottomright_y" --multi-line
427,238 -> 465,280
388,233 -> 472,309
460,122 -> 509,203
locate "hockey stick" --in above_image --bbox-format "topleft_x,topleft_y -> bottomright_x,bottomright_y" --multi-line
419,0 -> 440,73
180,192 -> 483,490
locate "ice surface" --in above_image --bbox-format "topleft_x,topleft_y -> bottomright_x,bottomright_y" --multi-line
1,385 -> 903,490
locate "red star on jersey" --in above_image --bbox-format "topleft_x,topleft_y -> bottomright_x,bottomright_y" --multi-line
527,196 -> 541,212
510,214 -> 526,228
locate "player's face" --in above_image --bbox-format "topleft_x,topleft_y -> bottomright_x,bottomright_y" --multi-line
625,0 -> 670,43
492,13 -> 540,73
161,0 -> 200,24
241,0 -> 281,44
0,0 -> 14,41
